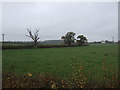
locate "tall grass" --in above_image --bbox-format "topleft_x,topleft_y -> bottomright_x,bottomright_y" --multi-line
2,59 -> 118,88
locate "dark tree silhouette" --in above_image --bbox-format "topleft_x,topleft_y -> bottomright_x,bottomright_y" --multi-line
26,28 -> 39,47
77,35 -> 88,46
61,32 -> 76,45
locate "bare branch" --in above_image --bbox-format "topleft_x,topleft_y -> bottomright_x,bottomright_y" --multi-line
26,28 -> 40,47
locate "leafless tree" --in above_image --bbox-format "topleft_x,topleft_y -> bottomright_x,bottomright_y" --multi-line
26,28 -> 39,47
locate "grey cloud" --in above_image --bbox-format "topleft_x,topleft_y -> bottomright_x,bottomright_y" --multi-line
2,2 -> 118,42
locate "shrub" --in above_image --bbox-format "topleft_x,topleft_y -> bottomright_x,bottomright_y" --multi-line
2,44 -> 89,50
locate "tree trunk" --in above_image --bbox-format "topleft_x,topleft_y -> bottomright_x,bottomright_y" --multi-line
34,41 -> 37,48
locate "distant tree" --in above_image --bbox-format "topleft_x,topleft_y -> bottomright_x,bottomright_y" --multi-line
105,40 -> 108,43
26,28 -> 39,47
61,32 -> 76,45
77,35 -> 88,46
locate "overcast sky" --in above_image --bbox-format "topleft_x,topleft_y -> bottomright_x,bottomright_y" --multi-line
2,2 -> 118,42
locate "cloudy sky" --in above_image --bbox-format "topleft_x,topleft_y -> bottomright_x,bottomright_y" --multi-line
2,2 -> 118,42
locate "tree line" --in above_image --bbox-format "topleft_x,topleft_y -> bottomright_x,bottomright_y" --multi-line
26,29 -> 88,47
61,32 -> 88,46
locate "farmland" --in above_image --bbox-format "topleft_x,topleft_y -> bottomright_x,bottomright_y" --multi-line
2,43 -> 118,82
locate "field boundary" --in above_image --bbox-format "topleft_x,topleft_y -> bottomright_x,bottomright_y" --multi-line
2,44 -> 89,50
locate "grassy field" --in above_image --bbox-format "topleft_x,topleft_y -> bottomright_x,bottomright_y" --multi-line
2,43 -> 118,82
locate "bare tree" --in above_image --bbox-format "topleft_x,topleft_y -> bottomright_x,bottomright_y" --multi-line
26,28 -> 39,47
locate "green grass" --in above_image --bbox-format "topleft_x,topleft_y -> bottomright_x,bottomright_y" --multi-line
2,43 -> 118,81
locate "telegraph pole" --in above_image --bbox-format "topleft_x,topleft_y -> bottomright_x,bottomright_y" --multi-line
2,34 -> 5,43
112,37 -> 114,43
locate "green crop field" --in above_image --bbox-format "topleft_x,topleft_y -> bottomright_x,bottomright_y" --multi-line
2,43 -> 118,82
